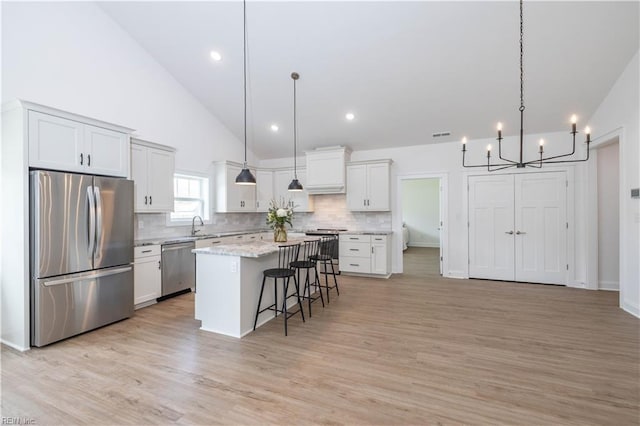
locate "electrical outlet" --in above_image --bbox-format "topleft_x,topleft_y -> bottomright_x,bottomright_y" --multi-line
230,261 -> 238,273
138,220 -> 144,229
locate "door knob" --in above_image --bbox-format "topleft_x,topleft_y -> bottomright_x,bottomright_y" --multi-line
505,231 -> 514,235
516,231 -> 526,235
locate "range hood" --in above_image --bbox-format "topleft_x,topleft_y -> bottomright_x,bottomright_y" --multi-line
305,146 -> 351,194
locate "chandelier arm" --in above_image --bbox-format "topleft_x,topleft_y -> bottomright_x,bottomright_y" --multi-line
488,163 -> 518,172
463,150 -> 516,168
524,150 -> 590,166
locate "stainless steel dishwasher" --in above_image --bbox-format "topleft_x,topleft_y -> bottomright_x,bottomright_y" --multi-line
161,241 -> 195,297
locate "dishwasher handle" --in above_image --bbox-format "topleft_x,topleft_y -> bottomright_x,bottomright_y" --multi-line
162,242 -> 195,252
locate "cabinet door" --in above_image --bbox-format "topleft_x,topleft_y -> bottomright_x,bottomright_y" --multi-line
291,169 -> 313,212
28,111 -> 84,172
134,257 -> 161,306
306,150 -> 345,191
256,170 -> 274,212
147,148 -> 175,212
224,164 -> 252,212
273,169 -> 294,207
84,125 -> 128,177
371,236 -> 388,275
130,144 -> 149,212
366,163 -> 390,211
346,164 -> 368,211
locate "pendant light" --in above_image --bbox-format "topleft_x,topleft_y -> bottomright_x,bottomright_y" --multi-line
461,0 -> 591,172
235,0 -> 256,185
288,72 -> 303,192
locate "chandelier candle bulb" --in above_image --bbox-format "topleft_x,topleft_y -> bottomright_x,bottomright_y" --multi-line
539,139 -> 544,154
585,127 -> 591,143
497,122 -> 503,139
571,114 -> 577,134
487,144 -> 492,158
462,137 -> 467,152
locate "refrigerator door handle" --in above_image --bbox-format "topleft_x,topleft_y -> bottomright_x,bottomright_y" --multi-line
94,185 -> 103,252
41,266 -> 133,287
87,186 -> 96,257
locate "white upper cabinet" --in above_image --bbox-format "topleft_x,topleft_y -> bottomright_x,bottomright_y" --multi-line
214,161 -> 256,213
305,146 -> 351,194
346,160 -> 392,211
273,168 -> 314,212
28,109 -> 130,177
131,139 -> 175,213
256,169 -> 274,212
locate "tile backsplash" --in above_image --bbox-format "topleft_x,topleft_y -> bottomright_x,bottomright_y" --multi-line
135,194 -> 391,240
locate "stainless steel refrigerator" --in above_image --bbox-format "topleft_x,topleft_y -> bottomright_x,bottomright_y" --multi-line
30,170 -> 134,347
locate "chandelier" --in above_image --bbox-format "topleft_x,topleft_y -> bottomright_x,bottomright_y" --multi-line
462,0 -> 591,172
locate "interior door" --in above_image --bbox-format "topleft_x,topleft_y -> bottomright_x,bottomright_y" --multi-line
468,175 -> 515,281
514,172 -> 567,284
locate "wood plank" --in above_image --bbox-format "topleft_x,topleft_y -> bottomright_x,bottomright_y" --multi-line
2,248 -> 638,424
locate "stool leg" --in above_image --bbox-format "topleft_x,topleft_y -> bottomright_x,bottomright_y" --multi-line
283,277 -> 289,336
315,264 -> 325,307
330,260 -> 339,296
294,273 -> 305,323
305,268 -> 312,317
274,277 -> 278,319
323,260 -> 330,304
253,275 -> 267,331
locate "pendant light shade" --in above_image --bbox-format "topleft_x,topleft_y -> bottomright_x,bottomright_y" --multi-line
235,0 -> 256,185
288,72 -> 303,192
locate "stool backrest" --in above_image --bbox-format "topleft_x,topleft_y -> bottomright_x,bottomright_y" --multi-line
319,235 -> 338,258
300,239 -> 321,262
276,243 -> 301,270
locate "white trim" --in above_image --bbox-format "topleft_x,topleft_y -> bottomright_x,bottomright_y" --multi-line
407,242 -> 440,248
395,172 -> 449,277
622,300 -> 640,318
166,170 -> 212,226
598,281 -> 620,291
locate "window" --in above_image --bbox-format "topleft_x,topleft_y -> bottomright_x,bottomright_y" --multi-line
169,173 -> 210,223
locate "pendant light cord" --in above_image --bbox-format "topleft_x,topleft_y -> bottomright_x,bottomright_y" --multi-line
293,76 -> 297,179
243,0 -> 248,164
519,0 -> 524,113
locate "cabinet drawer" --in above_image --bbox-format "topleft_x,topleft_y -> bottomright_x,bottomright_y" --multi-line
340,234 -> 371,243
340,242 -> 370,257
340,258 -> 371,273
195,238 -> 223,249
134,245 -> 161,259
371,235 -> 387,243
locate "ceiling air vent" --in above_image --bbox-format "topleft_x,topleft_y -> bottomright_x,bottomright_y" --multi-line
432,131 -> 451,138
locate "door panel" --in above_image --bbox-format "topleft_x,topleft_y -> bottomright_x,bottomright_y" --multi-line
84,125 -> 128,177
93,177 -> 134,269
468,175 -> 514,280
28,111 -> 84,172
31,170 -> 93,278
514,172 -> 566,284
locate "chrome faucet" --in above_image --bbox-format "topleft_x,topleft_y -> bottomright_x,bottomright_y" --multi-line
191,215 -> 204,236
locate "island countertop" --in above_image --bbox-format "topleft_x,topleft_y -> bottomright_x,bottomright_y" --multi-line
192,233 -> 315,258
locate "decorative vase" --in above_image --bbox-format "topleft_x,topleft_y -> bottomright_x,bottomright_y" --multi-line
274,224 -> 287,242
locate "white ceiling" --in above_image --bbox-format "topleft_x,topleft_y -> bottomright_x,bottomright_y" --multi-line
98,1 -> 639,159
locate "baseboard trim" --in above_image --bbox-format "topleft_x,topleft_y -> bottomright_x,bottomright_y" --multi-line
408,243 -> 440,248
446,270 -> 467,279
622,299 -> 640,318
598,280 -> 619,291
1,339 -> 30,352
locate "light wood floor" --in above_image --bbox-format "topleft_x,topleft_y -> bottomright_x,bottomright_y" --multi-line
2,248 -> 638,425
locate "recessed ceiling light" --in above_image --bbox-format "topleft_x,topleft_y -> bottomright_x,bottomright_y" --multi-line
270,124 -> 279,132
345,112 -> 355,121
209,50 -> 222,61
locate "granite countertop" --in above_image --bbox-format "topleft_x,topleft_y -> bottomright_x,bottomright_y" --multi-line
135,229 -> 272,247
192,234 -> 315,258
342,230 -> 393,235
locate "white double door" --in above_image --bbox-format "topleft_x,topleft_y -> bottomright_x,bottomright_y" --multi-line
468,172 -> 567,285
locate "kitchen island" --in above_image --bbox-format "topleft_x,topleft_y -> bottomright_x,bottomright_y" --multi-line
192,233 -> 314,338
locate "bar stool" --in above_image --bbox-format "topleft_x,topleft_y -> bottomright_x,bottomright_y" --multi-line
311,235 -> 340,303
291,239 -> 325,317
253,243 -> 305,336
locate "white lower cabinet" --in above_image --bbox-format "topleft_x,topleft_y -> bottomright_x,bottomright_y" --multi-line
133,245 -> 161,308
339,234 -> 391,276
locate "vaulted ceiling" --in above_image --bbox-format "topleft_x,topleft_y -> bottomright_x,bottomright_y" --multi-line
99,1 -> 638,159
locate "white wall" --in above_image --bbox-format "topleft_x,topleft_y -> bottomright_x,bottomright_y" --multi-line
1,2 -> 255,174
597,142 -> 620,290
0,2 -> 257,350
401,179 -> 440,247
587,50 -> 639,317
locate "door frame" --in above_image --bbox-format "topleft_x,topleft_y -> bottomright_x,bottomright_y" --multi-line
586,127 -> 624,292
395,172 -> 449,276
462,166 -> 576,285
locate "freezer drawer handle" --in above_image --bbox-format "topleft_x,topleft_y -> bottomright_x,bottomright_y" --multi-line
42,266 -> 133,287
